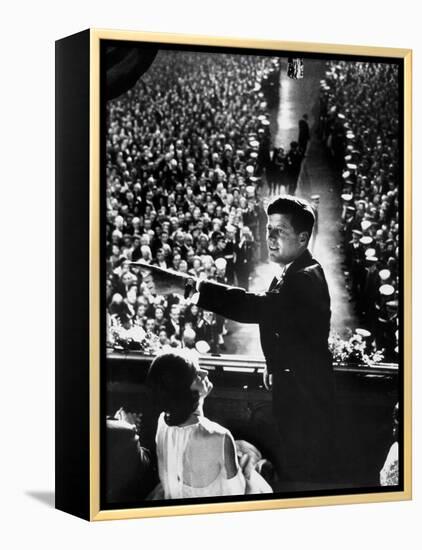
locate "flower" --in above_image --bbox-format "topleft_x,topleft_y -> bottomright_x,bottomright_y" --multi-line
329,330 -> 384,366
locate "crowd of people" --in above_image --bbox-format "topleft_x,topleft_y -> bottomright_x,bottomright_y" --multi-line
105,53 -> 401,362
320,61 -> 400,360
106,51 -> 281,353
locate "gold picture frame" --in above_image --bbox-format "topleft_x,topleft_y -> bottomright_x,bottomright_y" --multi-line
55,28 -> 412,521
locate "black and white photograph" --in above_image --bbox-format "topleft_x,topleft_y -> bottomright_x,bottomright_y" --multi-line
102,39 -> 405,510
4,0 -> 422,542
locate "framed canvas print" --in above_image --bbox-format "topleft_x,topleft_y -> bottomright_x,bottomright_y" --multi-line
55,29 -> 412,521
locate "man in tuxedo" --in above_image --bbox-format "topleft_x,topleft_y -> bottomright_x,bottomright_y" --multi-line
136,196 -> 335,488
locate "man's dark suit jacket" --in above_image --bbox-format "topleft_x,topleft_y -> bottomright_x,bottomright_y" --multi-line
197,248 -> 335,482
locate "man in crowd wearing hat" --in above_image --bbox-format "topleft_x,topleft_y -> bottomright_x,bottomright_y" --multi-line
234,226 -> 255,290
285,142 -> 304,196
375,283 -> 397,356
136,195 -> 336,490
362,256 -> 380,323
357,235 -> 374,312
298,114 -> 310,155
268,146 -> 287,195
345,229 -> 365,307
221,225 -> 237,284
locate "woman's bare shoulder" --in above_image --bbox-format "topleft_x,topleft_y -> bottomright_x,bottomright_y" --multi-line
197,417 -> 230,438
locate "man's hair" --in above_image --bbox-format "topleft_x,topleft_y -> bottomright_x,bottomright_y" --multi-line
267,195 -> 315,238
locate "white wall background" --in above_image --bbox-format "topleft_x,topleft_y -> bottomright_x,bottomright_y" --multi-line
0,0 -> 419,547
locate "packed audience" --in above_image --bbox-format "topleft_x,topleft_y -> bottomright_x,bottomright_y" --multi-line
320,61 -> 400,359
106,51 -> 280,353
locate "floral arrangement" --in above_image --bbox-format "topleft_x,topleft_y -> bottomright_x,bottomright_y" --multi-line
329,329 -> 384,366
109,319 -> 161,354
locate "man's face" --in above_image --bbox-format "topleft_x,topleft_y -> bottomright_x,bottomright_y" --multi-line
173,255 -> 181,268
126,288 -> 137,305
146,319 -> 156,332
137,304 -> 146,317
122,273 -> 132,285
155,308 -> 164,321
170,305 -> 180,321
266,213 -> 305,266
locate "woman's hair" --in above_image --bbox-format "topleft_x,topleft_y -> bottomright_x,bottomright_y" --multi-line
147,351 -> 199,426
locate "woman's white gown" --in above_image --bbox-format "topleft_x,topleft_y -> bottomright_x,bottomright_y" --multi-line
152,412 -> 272,499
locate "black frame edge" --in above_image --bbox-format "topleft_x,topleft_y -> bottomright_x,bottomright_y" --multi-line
55,29 -> 91,521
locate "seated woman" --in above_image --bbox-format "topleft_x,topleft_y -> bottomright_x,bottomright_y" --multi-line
147,350 -> 272,499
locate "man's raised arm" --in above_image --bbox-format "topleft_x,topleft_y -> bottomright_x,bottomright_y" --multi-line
131,261 -> 264,324
130,261 -> 191,297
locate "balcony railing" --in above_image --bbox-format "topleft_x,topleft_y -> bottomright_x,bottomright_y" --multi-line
106,348 -> 398,377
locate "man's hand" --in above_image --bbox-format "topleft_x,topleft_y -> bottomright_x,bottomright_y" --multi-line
238,452 -> 255,480
236,440 -> 262,480
130,261 -> 194,297
263,368 -> 272,391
